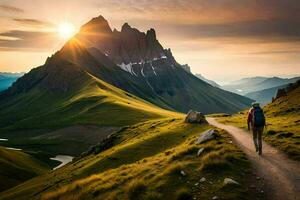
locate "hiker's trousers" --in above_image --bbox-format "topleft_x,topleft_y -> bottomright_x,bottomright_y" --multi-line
252,126 -> 264,153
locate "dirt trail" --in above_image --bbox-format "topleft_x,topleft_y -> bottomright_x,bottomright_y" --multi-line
207,118 -> 300,200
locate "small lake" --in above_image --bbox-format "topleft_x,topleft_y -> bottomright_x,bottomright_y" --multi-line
5,147 -> 22,151
50,155 -> 74,170
0,138 -> 22,151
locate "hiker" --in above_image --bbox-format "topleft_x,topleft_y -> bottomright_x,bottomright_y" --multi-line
247,102 -> 266,155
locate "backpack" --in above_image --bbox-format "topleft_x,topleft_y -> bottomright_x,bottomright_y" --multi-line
252,107 -> 265,127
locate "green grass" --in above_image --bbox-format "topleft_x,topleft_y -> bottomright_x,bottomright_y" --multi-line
215,86 -> 300,160
0,119 -> 252,200
0,74 -> 178,131
0,73 -> 180,157
0,147 -> 50,192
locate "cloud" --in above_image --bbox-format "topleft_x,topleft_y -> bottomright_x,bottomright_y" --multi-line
0,4 -> 24,13
13,18 -> 54,27
247,50 -> 300,55
0,30 -> 59,51
97,0 -> 300,24
172,20 -> 300,39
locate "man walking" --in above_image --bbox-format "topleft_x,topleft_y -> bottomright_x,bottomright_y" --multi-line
247,102 -> 266,155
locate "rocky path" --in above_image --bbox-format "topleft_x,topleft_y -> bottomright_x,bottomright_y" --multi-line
207,118 -> 300,200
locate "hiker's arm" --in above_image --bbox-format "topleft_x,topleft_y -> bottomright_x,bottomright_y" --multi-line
247,111 -> 251,131
263,110 -> 267,127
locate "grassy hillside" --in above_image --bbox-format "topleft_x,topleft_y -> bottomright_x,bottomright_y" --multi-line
215,84 -> 300,160
0,118 -> 255,200
0,72 -> 24,91
0,64 -> 179,157
0,147 -> 50,192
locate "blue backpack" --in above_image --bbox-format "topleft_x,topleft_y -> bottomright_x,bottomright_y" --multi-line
252,107 -> 265,127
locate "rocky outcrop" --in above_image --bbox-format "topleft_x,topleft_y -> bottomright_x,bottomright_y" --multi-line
76,15 -> 175,66
181,64 -> 191,73
196,129 -> 219,144
274,80 -> 300,101
185,110 -> 207,124
274,88 -> 287,100
81,132 -> 119,157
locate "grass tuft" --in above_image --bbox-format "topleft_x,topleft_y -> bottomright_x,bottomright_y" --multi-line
127,180 -> 147,200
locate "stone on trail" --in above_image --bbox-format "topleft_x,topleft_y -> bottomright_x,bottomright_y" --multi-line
199,177 -> 206,182
196,129 -> 219,144
185,110 -> 207,124
224,178 -> 240,185
180,170 -> 186,176
212,196 -> 218,200
197,148 -> 205,156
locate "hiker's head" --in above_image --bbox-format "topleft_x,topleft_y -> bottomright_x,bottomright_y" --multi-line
252,102 -> 260,108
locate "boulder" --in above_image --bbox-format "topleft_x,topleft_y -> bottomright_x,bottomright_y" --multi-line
196,129 -> 219,144
185,110 -> 207,124
223,178 -> 240,185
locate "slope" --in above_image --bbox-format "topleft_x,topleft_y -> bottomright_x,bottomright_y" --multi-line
73,15 -> 252,114
195,74 -> 220,88
0,147 -> 49,192
215,81 -> 300,160
0,42 -> 179,157
0,118 -> 255,200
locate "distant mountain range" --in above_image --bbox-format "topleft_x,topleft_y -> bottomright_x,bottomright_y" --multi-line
221,76 -> 300,104
245,84 -> 288,105
0,72 -> 24,92
222,76 -> 300,95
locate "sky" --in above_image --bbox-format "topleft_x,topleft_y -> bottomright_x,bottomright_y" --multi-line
0,0 -> 300,84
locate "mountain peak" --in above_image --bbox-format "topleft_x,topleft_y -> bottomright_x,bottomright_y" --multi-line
146,28 -> 156,41
80,15 -> 112,34
121,22 -> 132,31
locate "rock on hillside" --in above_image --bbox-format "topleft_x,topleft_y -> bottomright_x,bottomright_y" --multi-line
185,110 -> 207,124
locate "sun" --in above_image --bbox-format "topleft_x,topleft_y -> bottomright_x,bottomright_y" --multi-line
58,22 -> 76,39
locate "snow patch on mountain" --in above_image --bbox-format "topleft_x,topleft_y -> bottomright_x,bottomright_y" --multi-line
118,63 -> 134,75
141,67 -> 146,77
150,62 -> 157,76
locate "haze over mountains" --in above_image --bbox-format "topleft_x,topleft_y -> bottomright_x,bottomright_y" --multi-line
220,76 -> 300,104
222,76 -> 300,95
0,72 -> 24,92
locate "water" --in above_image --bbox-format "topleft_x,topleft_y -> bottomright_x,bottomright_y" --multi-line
50,155 -> 74,170
5,147 -> 22,151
